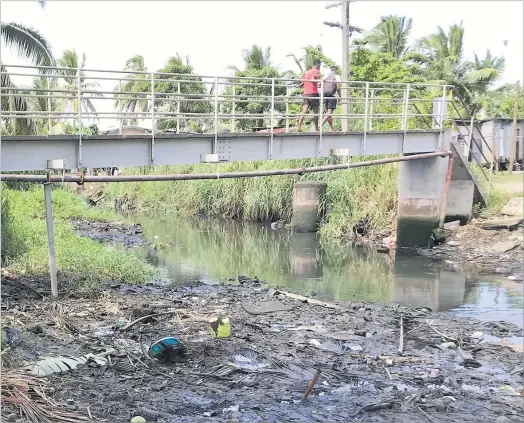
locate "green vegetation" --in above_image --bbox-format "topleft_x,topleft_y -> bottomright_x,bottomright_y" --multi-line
1,187 -> 157,288
103,156 -> 399,239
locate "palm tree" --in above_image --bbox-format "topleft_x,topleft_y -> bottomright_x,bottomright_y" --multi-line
0,22 -> 54,67
1,1 -> 55,134
57,49 -> 99,118
114,55 -> 150,126
363,15 -> 413,59
1,21 -> 55,134
411,23 -> 505,113
229,45 -> 272,72
284,45 -> 337,80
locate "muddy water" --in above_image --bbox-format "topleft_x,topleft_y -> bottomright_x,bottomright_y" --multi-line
124,216 -> 523,328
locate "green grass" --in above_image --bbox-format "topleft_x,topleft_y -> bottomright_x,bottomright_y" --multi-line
1,187 -> 157,289
103,156 -> 400,239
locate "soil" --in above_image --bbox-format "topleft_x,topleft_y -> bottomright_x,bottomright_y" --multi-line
418,221 -> 523,276
2,217 -> 523,423
71,219 -> 151,248
2,272 -> 524,423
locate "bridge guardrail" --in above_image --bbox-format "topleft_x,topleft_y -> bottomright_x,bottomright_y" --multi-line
1,63 -> 452,141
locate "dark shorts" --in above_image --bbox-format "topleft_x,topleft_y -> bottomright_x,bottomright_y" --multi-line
324,95 -> 338,110
303,93 -> 319,114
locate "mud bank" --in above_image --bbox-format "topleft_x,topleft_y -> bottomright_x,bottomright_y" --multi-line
71,218 -> 150,248
1,274 -> 523,423
419,219 -> 523,276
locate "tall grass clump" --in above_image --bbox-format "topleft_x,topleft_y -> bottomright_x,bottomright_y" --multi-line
104,156 -> 400,239
1,187 -> 157,286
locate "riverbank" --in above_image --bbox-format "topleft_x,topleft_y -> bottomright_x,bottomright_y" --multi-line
1,187 -> 157,291
1,275 -> 522,423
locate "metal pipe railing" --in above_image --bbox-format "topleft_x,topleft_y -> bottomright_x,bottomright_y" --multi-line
1,64 -> 452,137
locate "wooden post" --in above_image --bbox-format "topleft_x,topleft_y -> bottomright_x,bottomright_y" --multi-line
509,80 -> 520,174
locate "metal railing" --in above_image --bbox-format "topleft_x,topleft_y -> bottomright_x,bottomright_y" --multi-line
1,64 -> 452,140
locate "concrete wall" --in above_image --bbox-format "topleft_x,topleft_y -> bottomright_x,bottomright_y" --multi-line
396,154 -> 450,247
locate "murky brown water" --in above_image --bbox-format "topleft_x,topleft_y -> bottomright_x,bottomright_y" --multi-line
124,216 -> 523,328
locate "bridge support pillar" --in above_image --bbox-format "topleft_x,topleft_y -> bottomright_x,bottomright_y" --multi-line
396,155 -> 449,247
291,181 -> 327,233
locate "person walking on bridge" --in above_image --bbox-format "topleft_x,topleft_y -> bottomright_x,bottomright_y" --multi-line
321,66 -> 340,132
297,59 -> 321,132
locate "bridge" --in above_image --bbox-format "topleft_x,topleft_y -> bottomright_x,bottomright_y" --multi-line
1,64 -> 484,249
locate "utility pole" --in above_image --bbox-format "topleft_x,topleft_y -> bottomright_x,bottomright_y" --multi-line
324,1 -> 363,131
509,80 -> 520,174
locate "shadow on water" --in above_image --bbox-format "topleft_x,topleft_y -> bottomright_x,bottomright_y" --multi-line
124,216 -> 523,328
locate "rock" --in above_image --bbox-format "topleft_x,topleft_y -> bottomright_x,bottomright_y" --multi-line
131,417 -> 147,423
444,220 -> 461,230
447,241 -> 461,246
501,197 -> 524,217
490,240 -> 521,254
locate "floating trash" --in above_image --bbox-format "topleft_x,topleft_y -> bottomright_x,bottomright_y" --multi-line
148,337 -> 187,363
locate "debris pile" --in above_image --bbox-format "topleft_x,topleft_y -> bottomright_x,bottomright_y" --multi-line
1,276 -> 523,422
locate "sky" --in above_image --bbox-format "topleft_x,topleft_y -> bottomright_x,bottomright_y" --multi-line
1,0 -> 523,129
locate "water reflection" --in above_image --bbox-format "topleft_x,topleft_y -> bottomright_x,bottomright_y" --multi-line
125,216 -> 522,327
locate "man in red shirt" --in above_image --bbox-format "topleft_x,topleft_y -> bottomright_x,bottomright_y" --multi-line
297,59 -> 321,132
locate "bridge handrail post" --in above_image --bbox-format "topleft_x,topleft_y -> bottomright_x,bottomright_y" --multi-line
214,76 -> 218,150
270,78 -> 275,159
177,81 -> 181,134
151,71 -> 155,162
232,84 -> 236,133
77,66 -> 82,167
402,83 -> 410,132
285,85 -> 289,132
319,78 -> 323,157
47,74 -> 52,134
438,85 -> 446,149
118,79 -> 123,135
363,82 -> 369,153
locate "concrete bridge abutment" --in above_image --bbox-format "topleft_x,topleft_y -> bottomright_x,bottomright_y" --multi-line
396,154 -> 450,248
291,181 -> 327,233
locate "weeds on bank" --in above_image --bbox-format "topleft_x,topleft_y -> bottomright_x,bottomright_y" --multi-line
1,187 -> 157,285
104,157 -> 400,239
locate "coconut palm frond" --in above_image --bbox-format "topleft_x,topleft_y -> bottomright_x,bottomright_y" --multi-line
0,21 -> 55,67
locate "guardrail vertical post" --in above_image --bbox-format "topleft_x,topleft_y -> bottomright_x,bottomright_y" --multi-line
150,71 -> 155,162
285,85 -> 290,132
177,81 -> 181,134
214,76 -> 219,151
44,182 -> 58,297
402,84 -> 410,131
118,79 -> 123,135
232,84 -> 236,133
270,78 -> 275,159
368,89 -> 374,131
47,74 -> 52,133
319,79 -> 323,157
77,66 -> 82,167
438,85 -> 446,149
363,82 -> 369,153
